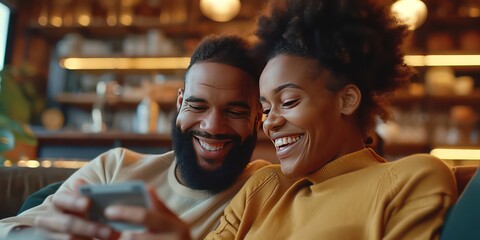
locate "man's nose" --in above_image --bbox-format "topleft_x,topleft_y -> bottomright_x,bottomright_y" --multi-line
200,110 -> 228,134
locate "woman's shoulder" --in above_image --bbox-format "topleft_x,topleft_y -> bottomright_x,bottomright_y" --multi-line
242,164 -> 283,196
387,154 -> 455,187
392,154 -> 451,173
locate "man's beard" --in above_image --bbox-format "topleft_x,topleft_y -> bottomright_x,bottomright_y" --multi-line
171,116 -> 257,194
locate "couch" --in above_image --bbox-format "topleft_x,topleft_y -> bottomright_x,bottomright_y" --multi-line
0,164 -> 478,220
0,167 -> 77,219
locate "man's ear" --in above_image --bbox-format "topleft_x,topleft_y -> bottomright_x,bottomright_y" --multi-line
176,88 -> 184,110
340,84 -> 361,115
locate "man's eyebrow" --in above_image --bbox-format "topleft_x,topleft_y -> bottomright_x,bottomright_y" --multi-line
185,96 -> 250,109
226,101 -> 250,109
184,96 -> 206,103
260,83 -> 302,102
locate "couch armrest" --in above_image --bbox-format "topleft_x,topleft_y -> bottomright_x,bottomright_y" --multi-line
0,167 -> 77,219
451,165 -> 479,196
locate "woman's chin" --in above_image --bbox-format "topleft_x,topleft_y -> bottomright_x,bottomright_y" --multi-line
279,160 -> 298,177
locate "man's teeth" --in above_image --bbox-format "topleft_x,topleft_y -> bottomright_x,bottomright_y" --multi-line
274,136 -> 302,147
200,140 -> 224,151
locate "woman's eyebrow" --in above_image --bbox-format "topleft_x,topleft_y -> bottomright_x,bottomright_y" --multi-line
260,83 -> 302,103
273,83 -> 301,94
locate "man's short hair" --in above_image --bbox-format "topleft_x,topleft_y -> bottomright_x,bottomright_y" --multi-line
186,35 -> 260,81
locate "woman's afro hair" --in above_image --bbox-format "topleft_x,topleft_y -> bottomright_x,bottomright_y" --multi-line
254,0 -> 415,134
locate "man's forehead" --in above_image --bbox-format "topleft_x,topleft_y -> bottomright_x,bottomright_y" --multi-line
183,87 -> 253,103
186,62 -> 256,88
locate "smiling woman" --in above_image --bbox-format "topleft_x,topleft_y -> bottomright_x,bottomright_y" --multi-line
203,0 -> 458,239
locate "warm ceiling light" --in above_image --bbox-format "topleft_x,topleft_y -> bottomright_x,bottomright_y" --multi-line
50,16 -> 63,27
405,55 -> 480,66
391,0 -> 428,30
200,0 -> 241,22
431,148 -> 480,160
59,57 -> 191,70
77,14 -> 91,27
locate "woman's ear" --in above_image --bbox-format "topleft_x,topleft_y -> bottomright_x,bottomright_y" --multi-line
340,84 -> 361,115
176,89 -> 184,110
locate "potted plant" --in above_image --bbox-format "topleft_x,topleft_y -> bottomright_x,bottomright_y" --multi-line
0,64 -> 41,162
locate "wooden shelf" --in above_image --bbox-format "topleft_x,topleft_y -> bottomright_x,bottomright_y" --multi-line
391,92 -> 425,106
34,129 -> 172,145
391,90 -> 480,108
55,93 -> 177,110
427,90 -> 480,108
383,142 -> 431,156
422,15 -> 480,30
26,20 -> 254,40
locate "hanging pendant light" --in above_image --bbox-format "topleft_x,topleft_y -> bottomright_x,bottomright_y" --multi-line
391,0 -> 428,30
200,0 -> 241,22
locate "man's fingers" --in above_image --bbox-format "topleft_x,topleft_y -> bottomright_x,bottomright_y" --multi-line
73,179 -> 88,194
104,187 -> 175,230
52,192 -> 90,214
118,232 -> 177,240
104,205 -> 177,233
147,186 -> 174,215
35,215 -> 119,240
105,205 -> 149,225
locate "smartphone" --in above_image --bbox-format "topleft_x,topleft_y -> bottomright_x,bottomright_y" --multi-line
79,180 -> 151,231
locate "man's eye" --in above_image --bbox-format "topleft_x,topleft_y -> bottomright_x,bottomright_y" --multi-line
227,110 -> 249,118
186,103 -> 206,111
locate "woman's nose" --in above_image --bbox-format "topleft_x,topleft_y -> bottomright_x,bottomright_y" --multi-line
262,110 -> 285,133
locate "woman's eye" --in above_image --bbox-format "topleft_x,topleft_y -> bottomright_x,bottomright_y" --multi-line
261,110 -> 270,122
282,99 -> 298,108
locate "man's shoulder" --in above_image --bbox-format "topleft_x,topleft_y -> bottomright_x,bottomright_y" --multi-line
98,148 -> 175,167
77,148 -> 176,180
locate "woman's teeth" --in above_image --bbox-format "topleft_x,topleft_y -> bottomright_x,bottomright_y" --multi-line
274,135 -> 302,147
200,140 -> 224,151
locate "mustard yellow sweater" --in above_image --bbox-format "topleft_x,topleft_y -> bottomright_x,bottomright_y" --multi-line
207,148 -> 457,240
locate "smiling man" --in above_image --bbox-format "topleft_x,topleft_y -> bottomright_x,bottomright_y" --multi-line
0,35 -> 269,240
173,58 -> 262,193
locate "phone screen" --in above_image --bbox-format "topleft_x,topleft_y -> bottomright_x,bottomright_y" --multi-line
79,180 -> 151,230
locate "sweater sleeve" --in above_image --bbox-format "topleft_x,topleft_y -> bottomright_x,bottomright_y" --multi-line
383,155 -> 457,240
0,148 -> 128,238
206,167 -> 279,240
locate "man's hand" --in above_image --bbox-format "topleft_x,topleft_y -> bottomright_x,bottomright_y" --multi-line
104,187 -> 191,240
33,179 -> 120,240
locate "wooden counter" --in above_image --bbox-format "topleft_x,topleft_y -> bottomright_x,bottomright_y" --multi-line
34,129 -> 278,163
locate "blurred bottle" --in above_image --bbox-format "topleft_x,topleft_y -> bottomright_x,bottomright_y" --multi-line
91,81 -> 107,133
447,106 -> 478,145
135,96 -> 159,134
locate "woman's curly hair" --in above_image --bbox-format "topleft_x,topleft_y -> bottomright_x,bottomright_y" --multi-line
254,0 -> 415,135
